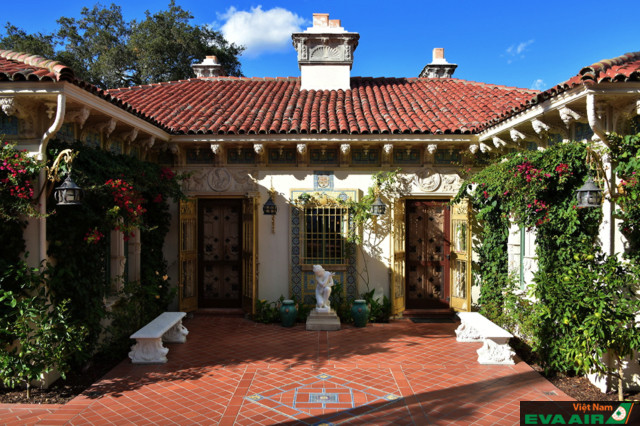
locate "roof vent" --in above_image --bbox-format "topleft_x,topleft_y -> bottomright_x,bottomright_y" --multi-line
292,13 -> 360,91
192,56 -> 223,78
419,48 -> 457,78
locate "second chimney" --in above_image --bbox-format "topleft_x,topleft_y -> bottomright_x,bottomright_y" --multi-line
419,48 -> 457,78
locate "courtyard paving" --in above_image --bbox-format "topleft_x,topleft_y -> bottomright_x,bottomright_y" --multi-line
0,314 -> 571,425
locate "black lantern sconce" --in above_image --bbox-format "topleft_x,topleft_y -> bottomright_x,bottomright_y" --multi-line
370,196 -> 387,216
263,186 -> 277,233
575,177 -> 603,209
48,149 -> 83,206
53,173 -> 83,205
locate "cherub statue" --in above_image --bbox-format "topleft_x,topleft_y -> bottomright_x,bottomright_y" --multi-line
313,265 -> 334,310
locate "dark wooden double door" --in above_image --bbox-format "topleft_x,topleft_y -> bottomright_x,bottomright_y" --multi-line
405,200 -> 451,309
198,199 -> 242,308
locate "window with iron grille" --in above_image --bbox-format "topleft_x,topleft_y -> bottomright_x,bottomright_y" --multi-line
302,206 -> 348,265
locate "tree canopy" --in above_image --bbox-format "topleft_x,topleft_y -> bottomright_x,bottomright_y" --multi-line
1,1 -> 244,88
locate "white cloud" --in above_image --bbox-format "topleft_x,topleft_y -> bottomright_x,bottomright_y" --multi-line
217,6 -> 307,58
530,78 -> 546,91
505,39 -> 534,62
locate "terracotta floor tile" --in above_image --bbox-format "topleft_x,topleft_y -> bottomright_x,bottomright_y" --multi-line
0,316 -> 573,425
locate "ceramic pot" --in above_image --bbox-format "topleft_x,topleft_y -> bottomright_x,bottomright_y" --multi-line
351,299 -> 369,327
280,299 -> 297,327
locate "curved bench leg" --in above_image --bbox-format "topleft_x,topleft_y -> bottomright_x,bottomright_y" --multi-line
163,321 -> 189,343
477,338 -> 515,365
129,338 -> 169,364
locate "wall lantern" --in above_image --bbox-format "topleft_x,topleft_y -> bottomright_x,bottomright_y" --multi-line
370,196 -> 387,216
263,186 -> 277,233
48,149 -> 83,206
53,173 -> 83,206
575,177 -> 603,209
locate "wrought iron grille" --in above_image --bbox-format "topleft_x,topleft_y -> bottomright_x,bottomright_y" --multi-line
302,206 -> 348,265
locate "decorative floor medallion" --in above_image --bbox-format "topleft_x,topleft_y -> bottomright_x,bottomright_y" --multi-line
244,374 -> 403,425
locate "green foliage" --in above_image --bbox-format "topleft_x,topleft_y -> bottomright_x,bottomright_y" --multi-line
360,288 -> 391,323
0,261 -> 87,397
610,133 -> 640,258
46,139 -> 184,357
0,1 -> 244,88
0,140 -> 44,221
254,297 -> 283,324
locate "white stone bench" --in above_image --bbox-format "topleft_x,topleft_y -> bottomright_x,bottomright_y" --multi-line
455,312 -> 515,365
129,312 -> 189,364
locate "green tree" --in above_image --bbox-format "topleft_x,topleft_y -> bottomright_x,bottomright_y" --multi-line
0,2 -> 244,89
0,24 -> 55,58
128,1 -> 243,85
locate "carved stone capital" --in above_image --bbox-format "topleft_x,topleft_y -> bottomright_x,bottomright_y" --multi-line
96,118 -> 117,138
340,143 -> 351,155
427,144 -> 438,155
253,143 -> 264,156
531,119 -> 550,135
559,107 -> 581,128
510,128 -> 525,143
142,136 -> 155,150
65,107 -> 90,129
210,144 -> 222,156
479,142 -> 492,153
0,97 -> 16,116
297,143 -> 307,155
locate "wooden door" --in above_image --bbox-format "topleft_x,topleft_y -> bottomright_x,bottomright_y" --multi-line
391,199 -> 406,316
198,199 -> 242,308
241,197 -> 257,315
405,200 -> 450,309
179,199 -> 198,312
450,199 -> 472,312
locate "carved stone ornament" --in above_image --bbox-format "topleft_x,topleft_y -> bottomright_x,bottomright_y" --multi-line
65,107 -> 90,129
427,144 -> 438,155
383,144 -> 394,160
253,144 -> 264,156
442,173 -> 463,193
469,144 -> 479,154
297,143 -> 307,155
416,167 -> 441,192
492,137 -> 507,148
510,128 -> 525,142
210,144 -> 222,155
531,119 -> 550,135
479,142 -> 491,153
168,144 -> 179,155
143,136 -> 155,150
455,322 -> 482,342
124,128 -> 139,143
128,338 -> 169,364
559,107 -> 581,128
207,168 -> 233,192
340,143 -> 351,155
476,338 -> 516,365
162,322 -> 189,343
0,97 -> 16,116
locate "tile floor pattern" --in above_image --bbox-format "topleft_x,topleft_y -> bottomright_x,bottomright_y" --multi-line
0,315 -> 572,425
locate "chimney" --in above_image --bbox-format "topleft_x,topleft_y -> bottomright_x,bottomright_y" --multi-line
192,56 -> 223,78
419,48 -> 457,78
292,13 -> 360,91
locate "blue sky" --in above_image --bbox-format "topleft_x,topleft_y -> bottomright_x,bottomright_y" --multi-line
3,1 -> 640,90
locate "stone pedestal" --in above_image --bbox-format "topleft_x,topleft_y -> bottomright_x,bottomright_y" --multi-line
306,308 -> 341,331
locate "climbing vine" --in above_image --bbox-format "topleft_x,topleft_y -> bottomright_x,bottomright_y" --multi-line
46,139 -> 185,359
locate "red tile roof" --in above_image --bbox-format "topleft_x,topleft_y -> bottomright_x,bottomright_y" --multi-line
107,77 -> 537,135
0,50 -> 75,82
0,50 -> 167,129
480,51 -> 640,130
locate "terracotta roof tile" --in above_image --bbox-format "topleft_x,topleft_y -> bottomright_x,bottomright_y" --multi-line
109,75 -> 536,136
480,51 -> 640,130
